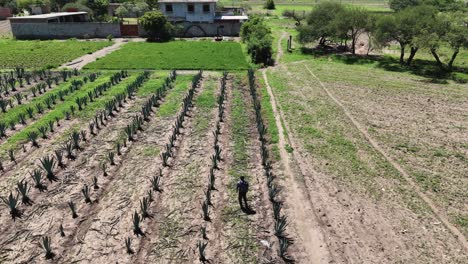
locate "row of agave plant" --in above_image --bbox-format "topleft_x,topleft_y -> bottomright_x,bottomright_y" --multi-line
0,70 -> 80,113
247,69 -> 292,261
124,71 -> 202,255
0,71 -> 151,223
33,71 -> 177,259
197,71 -> 228,262
0,68 -> 78,99
0,72 -> 97,141
0,71 -> 131,172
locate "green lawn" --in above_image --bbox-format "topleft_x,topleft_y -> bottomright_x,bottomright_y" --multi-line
85,41 -> 249,70
0,39 -> 111,69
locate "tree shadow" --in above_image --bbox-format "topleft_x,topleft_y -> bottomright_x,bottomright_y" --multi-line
300,47 -> 467,84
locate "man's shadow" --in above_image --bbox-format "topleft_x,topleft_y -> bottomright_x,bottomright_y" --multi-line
242,207 -> 256,215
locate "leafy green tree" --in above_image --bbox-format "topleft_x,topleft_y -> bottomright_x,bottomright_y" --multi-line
139,10 -> 174,42
241,16 -> 273,65
264,0 -> 275,10
297,2 -> 344,46
374,5 -> 436,65
333,6 -> 370,54
389,0 -> 465,11
115,5 -> 128,18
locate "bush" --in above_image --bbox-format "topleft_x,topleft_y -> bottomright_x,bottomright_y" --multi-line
241,16 -> 273,65
139,11 -> 174,42
264,0 -> 275,10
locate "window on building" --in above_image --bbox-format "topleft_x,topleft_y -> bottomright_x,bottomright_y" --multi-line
187,4 -> 194,13
203,4 -> 210,12
166,4 -> 173,12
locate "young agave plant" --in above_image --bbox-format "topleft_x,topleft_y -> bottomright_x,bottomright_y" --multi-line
30,169 -> 47,192
41,236 -> 55,259
81,184 -> 92,203
125,237 -> 134,254
108,152 -> 116,166
71,131 -> 81,150
140,197 -> 152,219
278,236 -> 290,260
268,184 -> 280,202
201,226 -> 208,240
92,176 -> 99,190
40,156 -> 57,182
197,241 -> 208,262
55,149 -> 66,169
274,215 -> 288,238
150,175 -> 162,192
64,141 -> 75,160
9,149 -> 16,163
132,211 -> 144,237
27,131 -> 40,148
16,180 -> 33,206
38,126 -> 48,139
102,163 -> 108,177
59,224 -> 65,237
202,200 -> 210,221
1,192 -> 22,220
68,200 -> 78,218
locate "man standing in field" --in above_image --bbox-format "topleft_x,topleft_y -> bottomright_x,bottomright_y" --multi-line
237,176 -> 249,210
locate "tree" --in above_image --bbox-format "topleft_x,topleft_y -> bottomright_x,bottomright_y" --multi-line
241,16 -> 273,65
264,0 -> 275,10
297,2 -> 344,46
333,7 -> 370,54
374,5 -> 436,65
389,0 -> 465,11
139,11 -> 174,42
115,5 -> 128,18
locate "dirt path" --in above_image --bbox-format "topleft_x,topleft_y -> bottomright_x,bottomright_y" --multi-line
303,64 -> 468,251
275,32 -> 287,65
60,39 -> 129,70
261,70 -> 331,263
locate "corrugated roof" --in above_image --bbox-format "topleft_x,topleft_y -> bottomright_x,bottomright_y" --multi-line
9,12 -> 87,20
159,0 -> 217,3
215,15 -> 248,20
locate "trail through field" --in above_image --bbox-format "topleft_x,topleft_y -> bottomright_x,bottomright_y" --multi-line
275,32 -> 287,65
303,63 -> 468,251
60,39 -> 131,70
262,70 -> 331,263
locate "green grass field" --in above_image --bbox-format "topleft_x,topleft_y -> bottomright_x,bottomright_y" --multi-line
85,41 -> 249,70
0,39 -> 111,69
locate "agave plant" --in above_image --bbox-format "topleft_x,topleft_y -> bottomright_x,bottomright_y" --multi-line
278,236 -> 290,260
41,236 -> 55,259
125,237 -> 134,254
68,200 -> 78,218
9,149 -> 16,163
48,120 -> 54,133
38,126 -> 48,139
201,225 -> 208,240
64,141 -> 75,160
28,132 -> 40,147
54,150 -> 65,169
150,175 -> 162,192
273,201 -> 282,220
89,122 -> 96,135
71,131 -> 81,150
132,211 -> 144,237
107,152 -> 116,165
30,169 -> 47,192
26,107 -> 34,119
59,224 -> 65,237
18,113 -> 26,125
40,156 -> 57,182
102,163 -> 108,177
0,122 -> 7,138
202,200 -> 210,221
140,197 -> 152,219
0,159 -> 3,171
197,241 -> 208,262
16,180 -> 32,205
1,192 -> 22,220
274,215 -> 288,238
81,184 -> 91,203
208,168 -> 216,190
269,184 -> 280,202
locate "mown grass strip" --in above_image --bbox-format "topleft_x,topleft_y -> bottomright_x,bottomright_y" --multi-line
223,76 -> 258,263
156,75 -> 194,118
0,73 -> 136,156
193,74 -> 219,134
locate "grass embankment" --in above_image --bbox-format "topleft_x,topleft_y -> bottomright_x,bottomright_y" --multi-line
0,39 -> 111,69
156,74 -> 196,117
0,73 -> 135,156
222,76 -> 258,262
85,41 -> 249,70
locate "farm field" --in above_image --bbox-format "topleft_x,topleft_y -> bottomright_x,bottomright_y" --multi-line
0,39 -> 112,69
85,41 -> 249,70
264,59 -> 468,263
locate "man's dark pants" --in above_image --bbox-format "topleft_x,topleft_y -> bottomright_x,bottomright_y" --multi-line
238,191 -> 248,209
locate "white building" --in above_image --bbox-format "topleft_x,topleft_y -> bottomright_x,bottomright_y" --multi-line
158,0 -> 247,37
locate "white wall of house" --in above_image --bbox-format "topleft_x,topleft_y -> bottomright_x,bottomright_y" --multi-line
159,2 -> 216,23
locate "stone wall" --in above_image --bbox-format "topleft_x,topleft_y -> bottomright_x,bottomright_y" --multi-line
139,21 -> 241,38
11,22 -> 121,39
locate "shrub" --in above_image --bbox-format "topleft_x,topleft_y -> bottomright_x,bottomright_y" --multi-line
264,0 -> 275,10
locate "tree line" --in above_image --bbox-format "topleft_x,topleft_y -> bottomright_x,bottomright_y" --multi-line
296,0 -> 467,70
